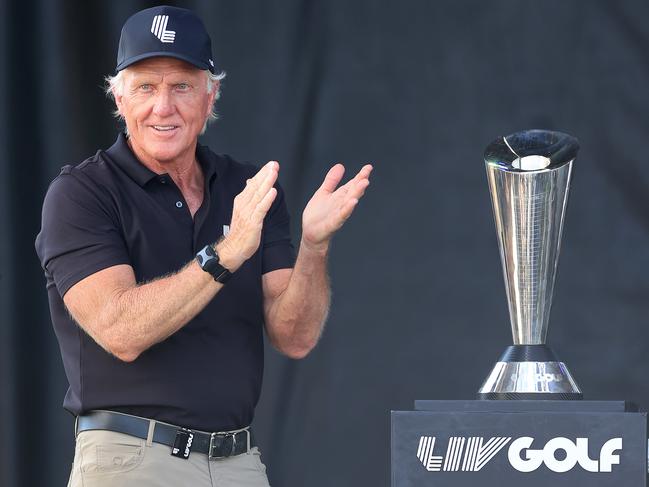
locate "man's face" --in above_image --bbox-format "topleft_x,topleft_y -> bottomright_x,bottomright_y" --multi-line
113,57 -> 216,164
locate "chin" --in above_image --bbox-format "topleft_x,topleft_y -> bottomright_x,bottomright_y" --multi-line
143,139 -> 190,163
149,147 -> 186,163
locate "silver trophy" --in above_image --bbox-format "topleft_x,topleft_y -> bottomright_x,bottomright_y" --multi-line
478,129 -> 582,400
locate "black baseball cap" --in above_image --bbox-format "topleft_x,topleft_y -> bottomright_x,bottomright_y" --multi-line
116,6 -> 215,73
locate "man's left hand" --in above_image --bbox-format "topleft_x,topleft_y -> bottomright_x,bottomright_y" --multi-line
301,163 -> 373,252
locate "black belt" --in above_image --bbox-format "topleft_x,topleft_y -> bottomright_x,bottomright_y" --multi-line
77,410 -> 255,459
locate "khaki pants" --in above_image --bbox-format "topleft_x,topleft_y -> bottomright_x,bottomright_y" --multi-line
68,430 -> 271,487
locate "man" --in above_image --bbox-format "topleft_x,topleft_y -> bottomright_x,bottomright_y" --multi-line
35,6 -> 372,487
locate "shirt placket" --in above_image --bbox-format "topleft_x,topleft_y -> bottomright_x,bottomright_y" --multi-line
156,175 -> 195,256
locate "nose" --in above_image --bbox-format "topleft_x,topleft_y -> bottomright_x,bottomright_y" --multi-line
152,88 -> 175,117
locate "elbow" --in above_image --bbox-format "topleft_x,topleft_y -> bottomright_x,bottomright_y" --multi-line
284,346 -> 313,360
101,328 -> 143,363
112,348 -> 141,363
72,291 -> 145,363
266,316 -> 322,359
277,338 -> 317,360
107,341 -> 142,363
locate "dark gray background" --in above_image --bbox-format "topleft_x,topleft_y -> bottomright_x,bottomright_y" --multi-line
2,1 -> 649,486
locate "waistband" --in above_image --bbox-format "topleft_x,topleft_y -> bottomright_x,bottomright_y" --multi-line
76,410 -> 255,459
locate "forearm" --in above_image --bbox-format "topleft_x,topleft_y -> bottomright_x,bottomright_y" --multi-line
69,162 -> 280,362
266,239 -> 331,358
99,261 -> 217,360
266,161 -> 371,358
98,240 -> 241,361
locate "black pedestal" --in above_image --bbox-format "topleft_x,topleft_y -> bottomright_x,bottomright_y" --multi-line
391,400 -> 647,486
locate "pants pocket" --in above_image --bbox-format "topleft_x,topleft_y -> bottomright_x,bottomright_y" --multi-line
77,431 -> 146,477
250,447 -> 267,475
94,443 -> 145,473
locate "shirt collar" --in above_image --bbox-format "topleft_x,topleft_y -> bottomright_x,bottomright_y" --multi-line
105,132 -> 220,187
196,142 -> 222,183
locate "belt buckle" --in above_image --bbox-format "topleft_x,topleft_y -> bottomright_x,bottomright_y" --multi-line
209,432 -> 236,459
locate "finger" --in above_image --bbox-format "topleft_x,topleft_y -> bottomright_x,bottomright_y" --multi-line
339,197 -> 359,222
355,163 -> 373,180
347,163 -> 373,184
253,187 -> 277,220
237,169 -> 267,207
319,164 -> 345,194
346,178 -> 370,200
252,163 -> 279,204
337,164 -> 373,193
240,161 -> 278,206
249,161 -> 277,187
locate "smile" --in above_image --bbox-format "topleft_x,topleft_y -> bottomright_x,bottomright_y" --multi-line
152,125 -> 179,132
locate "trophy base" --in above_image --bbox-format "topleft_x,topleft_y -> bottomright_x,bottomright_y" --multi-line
478,391 -> 583,400
477,345 -> 583,400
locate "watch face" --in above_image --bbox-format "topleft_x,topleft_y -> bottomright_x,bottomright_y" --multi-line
196,245 -> 216,268
196,245 -> 230,282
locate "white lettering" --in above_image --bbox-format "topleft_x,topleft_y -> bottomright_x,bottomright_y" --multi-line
543,437 -> 578,473
508,437 -> 543,472
508,436 -> 622,473
184,433 -> 194,457
419,435 -> 622,474
599,438 -> 622,472
575,438 -> 599,472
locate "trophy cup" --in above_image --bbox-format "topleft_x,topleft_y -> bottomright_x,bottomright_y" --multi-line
478,129 -> 582,400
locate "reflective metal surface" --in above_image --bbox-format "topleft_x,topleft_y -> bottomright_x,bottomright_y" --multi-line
479,130 -> 582,399
484,130 -> 578,345
479,361 -> 581,395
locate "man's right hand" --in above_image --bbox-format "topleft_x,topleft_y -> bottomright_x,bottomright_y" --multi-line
216,160 -> 279,271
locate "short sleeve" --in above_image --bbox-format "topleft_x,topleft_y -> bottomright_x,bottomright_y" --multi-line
35,173 -> 131,297
261,181 -> 295,274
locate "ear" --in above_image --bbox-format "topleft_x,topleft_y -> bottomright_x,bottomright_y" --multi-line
206,80 -> 219,118
113,87 -> 124,117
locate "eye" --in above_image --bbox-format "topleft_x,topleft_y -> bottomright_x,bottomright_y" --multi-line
138,83 -> 153,92
175,83 -> 191,91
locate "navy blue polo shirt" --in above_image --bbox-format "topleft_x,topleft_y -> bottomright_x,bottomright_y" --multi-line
35,133 -> 295,432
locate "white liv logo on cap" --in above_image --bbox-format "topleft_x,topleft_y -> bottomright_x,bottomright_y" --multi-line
151,15 -> 176,43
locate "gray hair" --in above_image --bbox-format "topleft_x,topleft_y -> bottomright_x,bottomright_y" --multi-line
105,69 -> 226,135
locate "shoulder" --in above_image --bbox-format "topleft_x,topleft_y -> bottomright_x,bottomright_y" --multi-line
47,149 -> 114,193
42,150 -> 118,219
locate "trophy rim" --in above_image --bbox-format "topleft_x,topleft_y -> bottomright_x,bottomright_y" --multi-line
484,129 -> 579,172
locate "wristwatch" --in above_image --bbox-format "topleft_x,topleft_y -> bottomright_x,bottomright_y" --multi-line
196,244 -> 232,283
